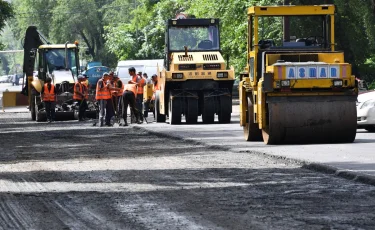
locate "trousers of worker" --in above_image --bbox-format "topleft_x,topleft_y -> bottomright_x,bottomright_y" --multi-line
122,91 -> 139,124
98,99 -> 114,125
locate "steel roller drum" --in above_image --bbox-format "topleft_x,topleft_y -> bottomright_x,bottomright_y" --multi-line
262,96 -> 357,144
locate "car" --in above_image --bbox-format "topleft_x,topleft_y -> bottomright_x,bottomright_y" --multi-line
18,76 -> 24,86
357,91 -> 375,132
232,79 -> 239,99
0,75 -> 9,83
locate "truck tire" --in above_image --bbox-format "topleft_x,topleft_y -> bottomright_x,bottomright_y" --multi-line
218,95 -> 231,123
185,97 -> 198,124
35,101 -> 46,122
30,96 -> 36,121
202,96 -> 215,124
169,92 -> 181,125
155,91 -> 166,122
244,96 -> 262,141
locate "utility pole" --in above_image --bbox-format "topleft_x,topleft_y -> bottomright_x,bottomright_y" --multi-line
283,0 -> 290,42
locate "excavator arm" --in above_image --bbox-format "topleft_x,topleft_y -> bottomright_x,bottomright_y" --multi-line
21,26 -> 50,95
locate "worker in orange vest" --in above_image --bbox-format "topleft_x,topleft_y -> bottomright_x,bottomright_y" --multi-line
95,72 -> 115,127
41,77 -> 56,123
121,82 -> 141,126
128,68 -> 146,122
111,73 -> 124,120
151,74 -> 159,119
73,75 -> 88,121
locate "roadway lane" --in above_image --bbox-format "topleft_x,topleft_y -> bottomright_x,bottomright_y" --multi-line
139,106 -> 375,180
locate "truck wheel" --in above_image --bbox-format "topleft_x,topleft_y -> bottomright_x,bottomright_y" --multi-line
202,96 -> 215,124
155,91 -> 166,122
185,97 -> 198,124
35,102 -> 46,122
30,96 -> 36,121
169,93 -> 181,125
218,95 -> 231,123
244,96 -> 262,141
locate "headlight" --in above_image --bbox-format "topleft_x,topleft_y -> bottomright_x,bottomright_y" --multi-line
281,80 -> 290,87
275,81 -> 281,88
217,72 -> 228,78
361,99 -> 375,109
172,73 -> 183,79
333,79 -> 343,87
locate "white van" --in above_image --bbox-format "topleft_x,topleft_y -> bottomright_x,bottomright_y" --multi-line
116,59 -> 164,82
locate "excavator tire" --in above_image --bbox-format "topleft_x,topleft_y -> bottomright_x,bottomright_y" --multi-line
262,96 -> 357,145
244,96 -> 262,141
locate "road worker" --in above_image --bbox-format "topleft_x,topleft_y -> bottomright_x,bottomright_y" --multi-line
73,75 -> 88,121
41,77 -> 56,123
111,73 -> 124,121
151,74 -> 159,119
129,68 -> 146,122
121,82 -> 141,126
95,72 -> 116,127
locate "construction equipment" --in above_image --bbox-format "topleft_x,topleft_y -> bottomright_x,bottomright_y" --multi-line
154,15 -> 235,124
21,26 -> 95,121
240,5 -> 357,144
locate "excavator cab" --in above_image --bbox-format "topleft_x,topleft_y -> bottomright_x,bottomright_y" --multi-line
22,26 -> 83,121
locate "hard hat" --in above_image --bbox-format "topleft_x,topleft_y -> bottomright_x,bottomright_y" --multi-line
151,74 -> 157,78
78,75 -> 85,80
103,72 -> 109,77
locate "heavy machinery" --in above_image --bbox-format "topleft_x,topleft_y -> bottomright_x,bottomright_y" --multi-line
22,26 -> 95,121
154,15 -> 235,124
239,5 -> 358,144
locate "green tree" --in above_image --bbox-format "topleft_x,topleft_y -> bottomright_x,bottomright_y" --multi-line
0,0 -> 14,50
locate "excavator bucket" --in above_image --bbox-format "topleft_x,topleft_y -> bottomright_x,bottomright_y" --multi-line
262,96 -> 357,144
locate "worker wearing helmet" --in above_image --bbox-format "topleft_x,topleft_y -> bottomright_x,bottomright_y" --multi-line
95,72 -> 115,127
111,73 -> 124,121
74,75 -> 88,121
121,67 -> 141,126
41,77 -> 56,123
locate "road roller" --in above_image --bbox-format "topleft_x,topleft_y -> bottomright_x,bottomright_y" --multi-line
239,5 -> 358,144
154,14 -> 235,124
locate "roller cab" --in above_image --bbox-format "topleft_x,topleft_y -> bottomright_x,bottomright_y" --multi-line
155,16 -> 235,124
240,5 -> 358,144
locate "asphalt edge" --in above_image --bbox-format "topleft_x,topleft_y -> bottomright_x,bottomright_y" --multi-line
133,125 -> 375,187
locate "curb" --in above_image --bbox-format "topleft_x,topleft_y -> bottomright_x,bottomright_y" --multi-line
133,126 -> 375,187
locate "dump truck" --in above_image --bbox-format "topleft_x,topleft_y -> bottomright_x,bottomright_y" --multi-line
22,26 -> 95,121
239,5 -> 357,144
154,15 -> 235,124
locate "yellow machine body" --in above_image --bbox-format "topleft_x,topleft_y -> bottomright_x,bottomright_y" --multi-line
239,5 -> 357,144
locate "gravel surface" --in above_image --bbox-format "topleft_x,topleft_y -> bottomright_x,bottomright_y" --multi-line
1,113 -> 375,230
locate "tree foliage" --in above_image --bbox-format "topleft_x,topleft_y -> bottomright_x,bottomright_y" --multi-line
3,0 -> 375,83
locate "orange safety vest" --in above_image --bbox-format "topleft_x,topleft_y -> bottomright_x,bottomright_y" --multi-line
124,84 -> 137,97
83,84 -> 89,100
137,77 -> 146,94
95,79 -> 111,100
43,83 -> 55,102
151,83 -> 159,100
111,79 -> 124,96
73,82 -> 84,100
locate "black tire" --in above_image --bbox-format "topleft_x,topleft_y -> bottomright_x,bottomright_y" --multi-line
155,91 -> 166,122
365,126 -> 375,133
185,97 -> 198,124
35,102 -> 46,122
169,92 -> 182,125
202,96 -> 215,124
30,96 -> 36,121
243,96 -> 262,141
218,95 -> 231,123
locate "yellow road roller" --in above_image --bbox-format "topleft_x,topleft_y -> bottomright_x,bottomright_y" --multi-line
239,5 -> 357,144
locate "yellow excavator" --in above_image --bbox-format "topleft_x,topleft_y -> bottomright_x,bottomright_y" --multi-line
239,5 -> 357,144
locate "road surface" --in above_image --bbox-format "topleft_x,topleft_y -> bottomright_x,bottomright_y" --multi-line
0,113 -> 375,229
